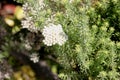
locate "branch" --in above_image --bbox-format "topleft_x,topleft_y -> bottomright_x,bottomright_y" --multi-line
9,50 -> 60,80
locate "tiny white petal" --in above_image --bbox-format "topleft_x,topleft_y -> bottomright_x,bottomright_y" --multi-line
30,53 -> 39,63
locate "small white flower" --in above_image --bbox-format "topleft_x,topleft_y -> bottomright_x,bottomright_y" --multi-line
21,17 -> 38,32
38,0 -> 45,10
69,0 -> 74,3
24,42 -> 32,50
4,73 -> 10,79
30,53 -> 39,63
42,23 -> 68,46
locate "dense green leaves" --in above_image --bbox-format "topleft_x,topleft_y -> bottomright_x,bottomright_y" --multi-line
1,0 -> 120,79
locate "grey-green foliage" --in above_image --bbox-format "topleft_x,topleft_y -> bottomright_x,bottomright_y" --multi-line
53,0 -> 119,80
14,0 -> 120,80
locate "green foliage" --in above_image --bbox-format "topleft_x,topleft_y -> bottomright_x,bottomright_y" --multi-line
1,0 -> 120,80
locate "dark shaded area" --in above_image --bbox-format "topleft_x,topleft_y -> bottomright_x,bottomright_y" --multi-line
9,48 -> 60,80
0,0 -> 21,6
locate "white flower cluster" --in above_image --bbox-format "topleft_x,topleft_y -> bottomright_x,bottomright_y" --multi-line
42,24 -> 68,46
22,3 -> 39,32
38,0 -> 45,10
22,1 -> 45,16
21,17 -> 38,32
22,3 -> 31,17
21,1 -> 45,33
30,53 -> 39,63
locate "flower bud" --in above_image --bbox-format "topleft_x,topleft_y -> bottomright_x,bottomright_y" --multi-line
97,2 -> 102,8
116,42 -> 120,49
112,0 -> 117,3
104,21 -> 109,27
4,17 -> 14,27
109,42 -> 114,46
61,0 -> 68,4
99,71 -> 107,77
109,27 -> 114,32
92,25 -> 97,30
79,7 -> 85,12
100,26 -> 107,31
47,9 -> 52,15
75,44 -> 81,53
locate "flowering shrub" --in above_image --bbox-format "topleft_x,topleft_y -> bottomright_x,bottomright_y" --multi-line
0,0 -> 120,80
